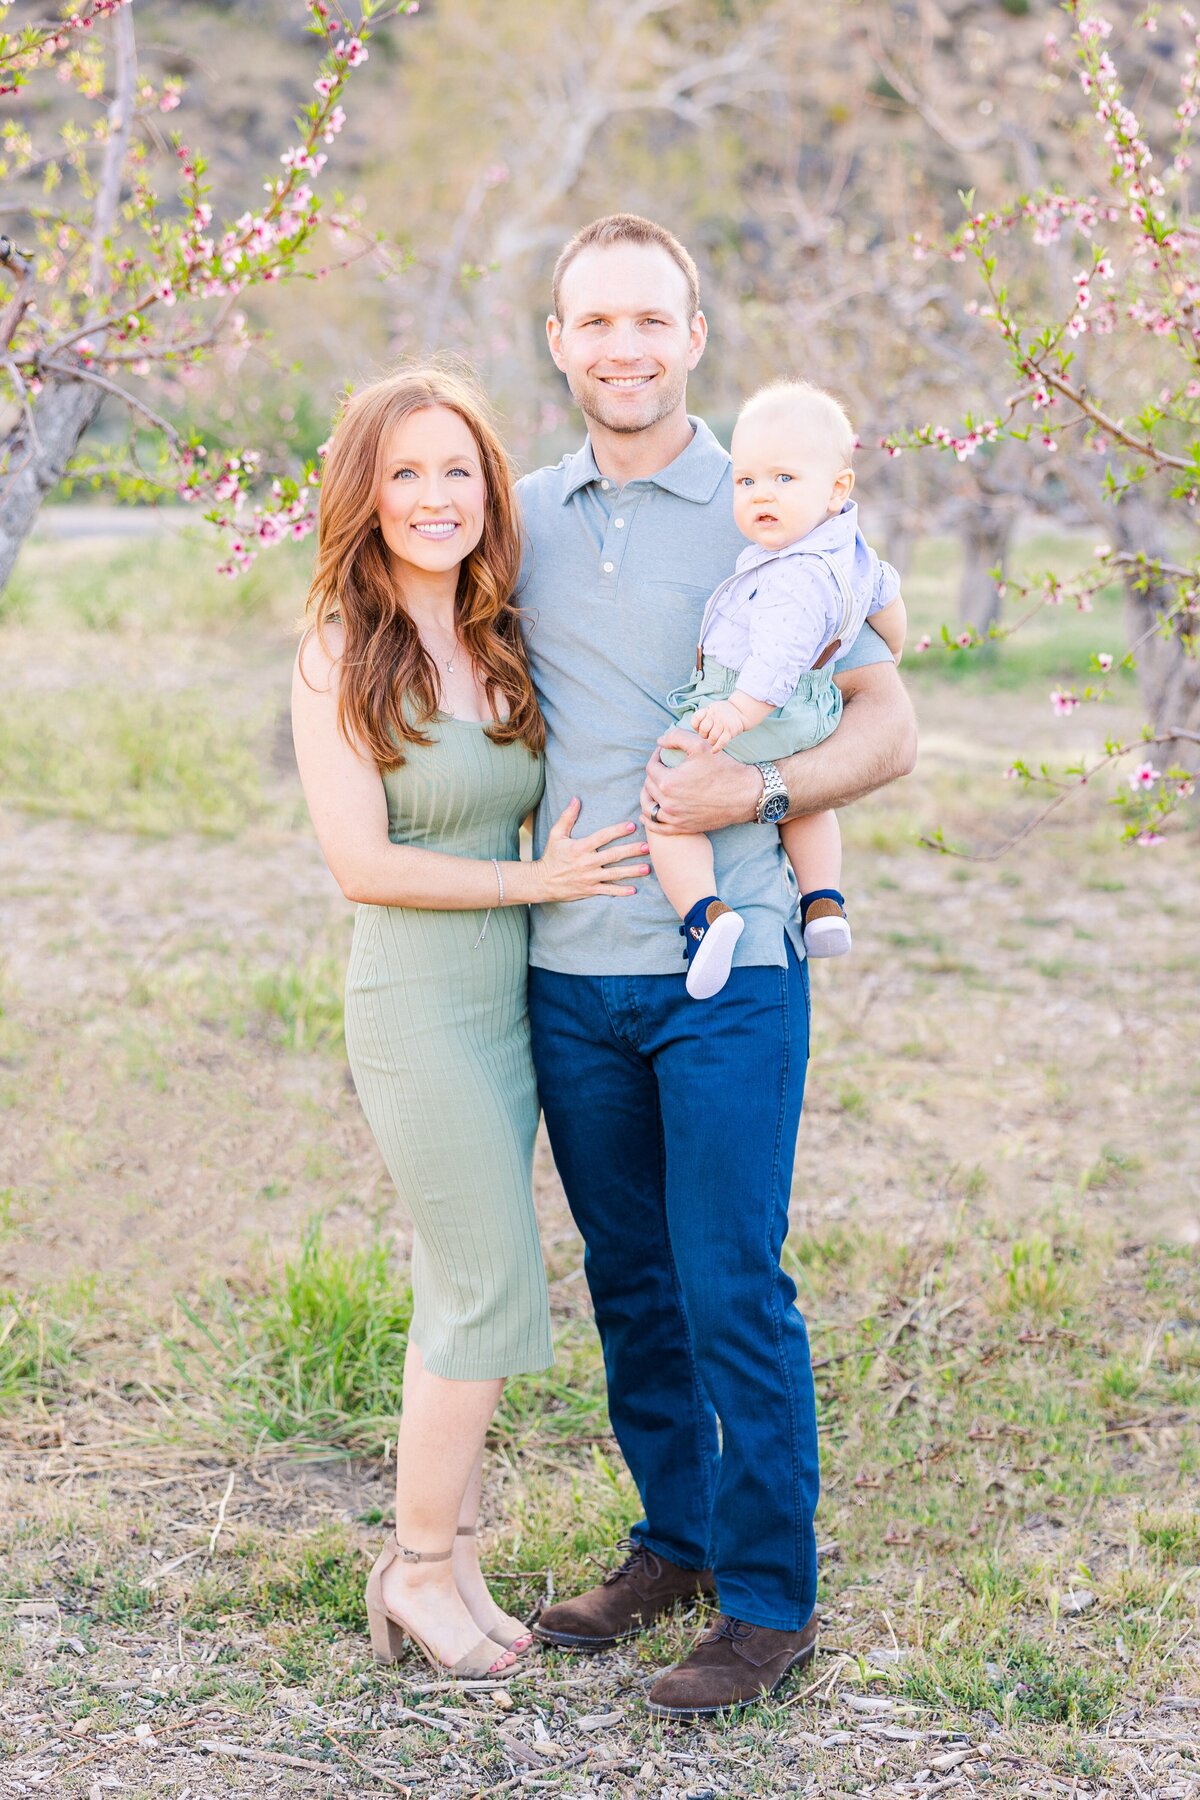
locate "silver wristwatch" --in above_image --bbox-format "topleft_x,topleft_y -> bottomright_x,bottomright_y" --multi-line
754,761 -> 789,825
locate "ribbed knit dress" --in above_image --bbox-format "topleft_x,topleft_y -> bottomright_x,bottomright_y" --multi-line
344,717 -> 552,1380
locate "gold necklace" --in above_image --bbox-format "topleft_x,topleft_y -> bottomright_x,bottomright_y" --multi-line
419,623 -> 461,674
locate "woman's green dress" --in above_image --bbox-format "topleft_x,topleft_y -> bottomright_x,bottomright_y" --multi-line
344,717 -> 552,1380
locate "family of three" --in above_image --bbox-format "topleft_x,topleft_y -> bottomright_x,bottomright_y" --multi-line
291,213 -> 916,1720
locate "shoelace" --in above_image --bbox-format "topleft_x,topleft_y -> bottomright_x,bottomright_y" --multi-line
710,1615 -> 755,1644
601,1536 -> 664,1587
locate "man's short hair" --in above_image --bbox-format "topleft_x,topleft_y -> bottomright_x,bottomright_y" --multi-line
552,214 -> 701,322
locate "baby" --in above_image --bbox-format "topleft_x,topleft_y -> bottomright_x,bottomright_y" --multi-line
649,380 -> 907,999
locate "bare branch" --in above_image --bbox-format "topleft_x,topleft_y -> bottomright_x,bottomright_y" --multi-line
89,2 -> 137,305
1039,367 -> 1193,474
37,356 -> 181,445
921,731 -> 1200,862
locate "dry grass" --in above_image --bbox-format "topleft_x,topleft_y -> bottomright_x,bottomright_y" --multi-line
1,523 -> 1197,1798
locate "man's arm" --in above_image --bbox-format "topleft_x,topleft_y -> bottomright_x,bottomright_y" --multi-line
640,659 -> 917,834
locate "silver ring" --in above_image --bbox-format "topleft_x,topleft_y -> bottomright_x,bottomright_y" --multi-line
650,801 -> 661,822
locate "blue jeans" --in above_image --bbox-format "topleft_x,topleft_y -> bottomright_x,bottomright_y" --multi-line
528,945 -> 818,1630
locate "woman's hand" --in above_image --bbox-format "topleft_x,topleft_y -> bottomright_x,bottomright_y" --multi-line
534,800 -> 649,902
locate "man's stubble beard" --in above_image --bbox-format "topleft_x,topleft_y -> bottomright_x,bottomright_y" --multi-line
572,365 -> 689,436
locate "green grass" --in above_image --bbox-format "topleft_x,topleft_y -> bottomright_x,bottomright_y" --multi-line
15,531 -> 313,634
994,1235 -> 1077,1317
0,1291 -> 82,1410
901,1637 -> 1120,1726
0,688 -> 266,836
900,531 -> 1140,693
250,953 -> 346,1052
169,1220 -> 413,1449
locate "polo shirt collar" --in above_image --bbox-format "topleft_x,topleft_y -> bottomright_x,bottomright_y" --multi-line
559,415 -> 729,505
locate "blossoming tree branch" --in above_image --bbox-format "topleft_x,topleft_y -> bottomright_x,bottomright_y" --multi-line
0,0 -> 414,586
888,0 -> 1199,849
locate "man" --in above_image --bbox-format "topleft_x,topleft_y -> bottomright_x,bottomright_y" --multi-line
516,214 -> 916,1718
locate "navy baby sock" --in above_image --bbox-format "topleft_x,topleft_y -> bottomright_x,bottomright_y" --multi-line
800,887 -> 846,928
680,894 -> 722,961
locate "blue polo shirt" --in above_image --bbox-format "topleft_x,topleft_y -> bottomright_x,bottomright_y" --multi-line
516,416 -> 891,976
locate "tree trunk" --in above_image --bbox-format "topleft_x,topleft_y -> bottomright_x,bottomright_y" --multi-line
957,499 -> 1017,634
1113,492 -> 1200,769
0,375 -> 104,590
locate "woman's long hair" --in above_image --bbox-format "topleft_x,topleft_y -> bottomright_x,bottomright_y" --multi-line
306,364 -> 544,766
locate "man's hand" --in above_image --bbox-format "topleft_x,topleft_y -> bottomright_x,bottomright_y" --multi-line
640,661 -> 917,836
640,729 -> 762,835
690,699 -> 746,754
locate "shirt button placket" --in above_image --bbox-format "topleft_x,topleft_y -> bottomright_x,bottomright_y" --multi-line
601,487 -> 637,588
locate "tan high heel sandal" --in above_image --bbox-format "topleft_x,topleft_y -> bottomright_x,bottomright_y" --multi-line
456,1525 -> 535,1655
364,1537 -> 514,1677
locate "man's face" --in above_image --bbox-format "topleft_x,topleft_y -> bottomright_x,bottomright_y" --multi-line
548,243 -> 706,436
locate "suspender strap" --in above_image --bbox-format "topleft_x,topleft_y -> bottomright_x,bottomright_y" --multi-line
694,545 -> 867,678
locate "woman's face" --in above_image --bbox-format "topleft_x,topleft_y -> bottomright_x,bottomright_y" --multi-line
374,405 -> 488,580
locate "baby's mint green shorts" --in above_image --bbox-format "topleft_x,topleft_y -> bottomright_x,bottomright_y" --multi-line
661,657 -> 842,768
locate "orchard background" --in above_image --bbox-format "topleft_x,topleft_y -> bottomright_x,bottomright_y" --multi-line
1,3 -> 1197,1797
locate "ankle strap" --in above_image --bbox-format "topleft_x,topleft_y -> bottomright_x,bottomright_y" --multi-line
456,1525 -> 476,1537
392,1537 -> 453,1564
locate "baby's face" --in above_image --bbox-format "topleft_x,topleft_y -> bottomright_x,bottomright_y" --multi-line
730,411 -> 851,552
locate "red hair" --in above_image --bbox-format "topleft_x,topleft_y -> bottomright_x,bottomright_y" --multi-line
306,364 -> 543,767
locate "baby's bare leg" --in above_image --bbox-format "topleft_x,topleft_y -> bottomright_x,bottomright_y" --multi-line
781,810 -> 851,959
648,823 -> 719,921
779,809 -> 842,895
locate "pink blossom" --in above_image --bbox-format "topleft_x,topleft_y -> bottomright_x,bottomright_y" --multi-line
1176,779 -> 1195,799
157,279 -> 176,306
159,88 -> 181,113
1004,764 -> 1021,780
914,635 -> 932,654
335,36 -> 368,66
1096,652 -> 1114,673
323,104 -> 346,143
1129,761 -> 1162,790
957,631 -> 972,648
1135,830 -> 1166,846
314,75 -> 336,98
1050,689 -> 1080,716
1043,31 -> 1059,59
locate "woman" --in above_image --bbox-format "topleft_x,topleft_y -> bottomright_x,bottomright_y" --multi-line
291,366 -> 648,1679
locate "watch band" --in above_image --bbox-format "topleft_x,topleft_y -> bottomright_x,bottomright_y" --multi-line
754,760 -> 788,823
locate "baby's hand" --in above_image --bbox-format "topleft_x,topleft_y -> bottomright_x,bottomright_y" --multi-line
691,700 -> 746,753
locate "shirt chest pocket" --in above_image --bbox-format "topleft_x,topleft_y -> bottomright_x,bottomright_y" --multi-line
612,580 -> 712,700
633,578 -> 712,616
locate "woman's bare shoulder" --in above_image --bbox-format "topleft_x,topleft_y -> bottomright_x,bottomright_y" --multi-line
295,619 -> 345,693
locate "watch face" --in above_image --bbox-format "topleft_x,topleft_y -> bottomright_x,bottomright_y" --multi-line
761,792 -> 789,824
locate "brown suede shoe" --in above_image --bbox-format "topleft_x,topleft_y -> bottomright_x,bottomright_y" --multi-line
645,1611 -> 818,1717
534,1539 -> 715,1651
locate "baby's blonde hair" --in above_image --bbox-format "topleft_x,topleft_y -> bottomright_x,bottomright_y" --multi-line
735,379 -> 856,470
